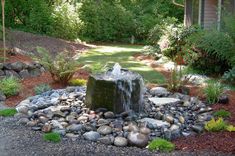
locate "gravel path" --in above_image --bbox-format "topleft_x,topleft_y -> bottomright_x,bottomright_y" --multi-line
0,117 -> 232,156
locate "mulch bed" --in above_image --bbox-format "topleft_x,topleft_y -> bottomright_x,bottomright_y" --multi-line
173,91 -> 235,154
175,99 -> 235,153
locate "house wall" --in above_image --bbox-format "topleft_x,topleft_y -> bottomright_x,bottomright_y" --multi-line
184,0 -> 193,27
203,0 -> 218,29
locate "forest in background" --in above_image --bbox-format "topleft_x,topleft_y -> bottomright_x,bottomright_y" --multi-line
0,0 -> 184,43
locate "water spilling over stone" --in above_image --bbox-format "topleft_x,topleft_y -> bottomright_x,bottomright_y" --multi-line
85,63 -> 144,114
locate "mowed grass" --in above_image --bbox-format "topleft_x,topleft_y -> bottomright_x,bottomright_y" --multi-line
78,45 -> 165,84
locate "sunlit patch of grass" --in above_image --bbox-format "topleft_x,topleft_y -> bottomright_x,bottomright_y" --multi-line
78,44 -> 165,84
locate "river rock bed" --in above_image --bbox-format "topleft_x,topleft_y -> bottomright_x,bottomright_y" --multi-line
16,86 -> 213,148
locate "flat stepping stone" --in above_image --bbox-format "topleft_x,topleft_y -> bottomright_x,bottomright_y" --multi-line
148,97 -> 180,106
139,118 -> 170,128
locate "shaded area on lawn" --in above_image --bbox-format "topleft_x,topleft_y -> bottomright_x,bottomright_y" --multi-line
78,45 -> 165,84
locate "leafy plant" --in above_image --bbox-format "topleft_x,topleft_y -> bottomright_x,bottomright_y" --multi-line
0,108 -> 17,117
34,47 -> 78,84
34,84 -> 51,95
50,3 -> 80,40
213,109 -> 231,118
181,15 -> 235,75
148,138 -> 175,152
68,79 -> 87,86
167,64 -> 189,92
205,118 -> 228,132
0,77 -> 21,97
162,25 -> 198,61
142,45 -> 161,58
203,82 -> 224,104
222,67 -> 235,85
43,132 -> 61,143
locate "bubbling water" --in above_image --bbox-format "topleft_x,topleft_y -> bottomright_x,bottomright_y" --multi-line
111,63 -> 122,76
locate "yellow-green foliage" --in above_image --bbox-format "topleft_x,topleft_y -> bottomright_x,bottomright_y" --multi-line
148,138 -> 175,152
205,118 -> 227,132
226,125 -> 235,132
68,79 -> 87,86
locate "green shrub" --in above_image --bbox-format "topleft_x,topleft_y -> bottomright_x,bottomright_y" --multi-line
68,79 -> 87,86
187,30 -> 234,74
162,25 -> 198,61
2,0 -> 54,34
0,108 -> 17,117
34,84 -> 51,95
78,0 -> 134,42
181,14 -> 235,75
34,47 -> 78,84
148,138 -> 175,152
147,17 -> 178,45
205,118 -> 228,132
203,82 -> 223,104
50,3 -> 81,40
142,45 -> 161,58
222,67 -> 235,85
0,77 -> 21,97
43,132 -> 61,143
213,109 -> 231,118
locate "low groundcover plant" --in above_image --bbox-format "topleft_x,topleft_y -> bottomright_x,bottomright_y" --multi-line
147,138 -> 175,152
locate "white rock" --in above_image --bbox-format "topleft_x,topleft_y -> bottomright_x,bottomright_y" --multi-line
127,132 -> 148,148
148,97 -> 180,106
114,137 -> 128,147
51,120 -> 63,129
150,87 -> 169,96
139,118 -> 170,128
83,131 -> 100,141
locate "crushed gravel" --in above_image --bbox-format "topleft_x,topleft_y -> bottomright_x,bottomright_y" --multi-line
0,117 -> 232,156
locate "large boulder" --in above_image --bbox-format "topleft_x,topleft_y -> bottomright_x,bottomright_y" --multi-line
85,70 -> 144,114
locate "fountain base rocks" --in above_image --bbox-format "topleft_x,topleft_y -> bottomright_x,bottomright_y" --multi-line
85,63 -> 144,114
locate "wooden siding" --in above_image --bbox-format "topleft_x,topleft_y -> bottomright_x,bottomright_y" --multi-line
203,0 -> 218,29
184,0 -> 193,27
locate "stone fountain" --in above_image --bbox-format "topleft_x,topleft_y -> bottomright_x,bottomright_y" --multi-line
85,63 -> 144,114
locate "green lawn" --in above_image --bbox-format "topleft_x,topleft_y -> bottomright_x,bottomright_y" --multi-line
78,45 -> 165,84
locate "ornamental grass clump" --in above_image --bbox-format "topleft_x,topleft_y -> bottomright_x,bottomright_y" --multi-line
147,138 -> 175,152
203,82 -> 223,104
34,47 -> 78,84
0,77 -> 21,97
43,132 -> 61,143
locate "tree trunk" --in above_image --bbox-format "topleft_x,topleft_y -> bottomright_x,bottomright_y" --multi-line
1,0 -> 6,62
